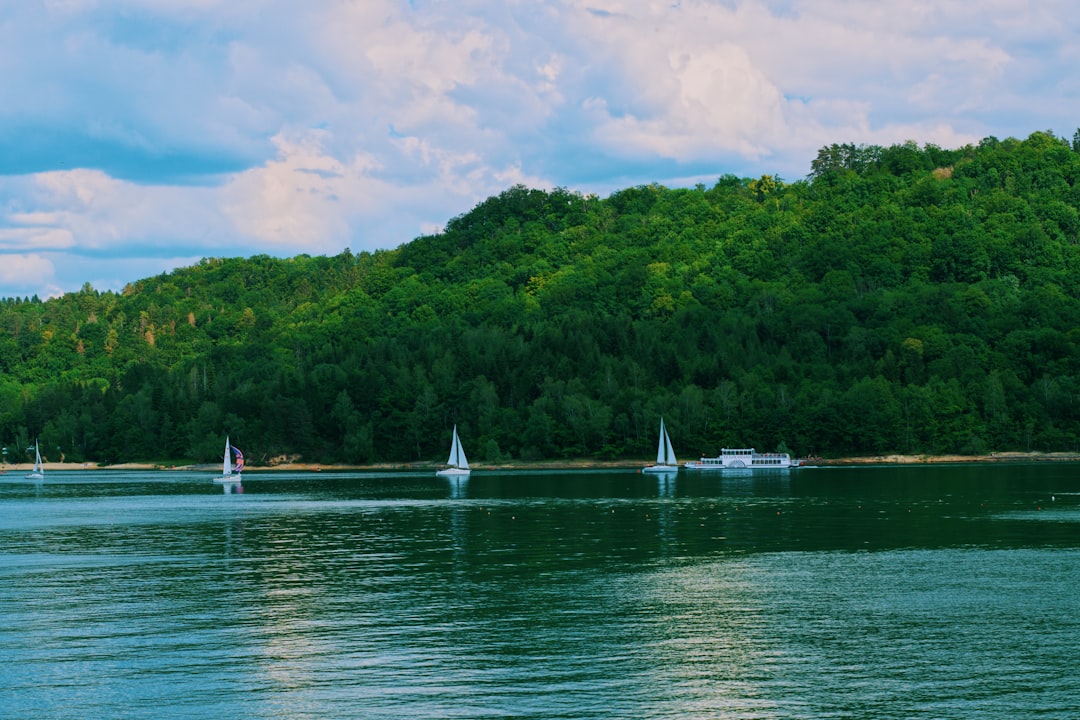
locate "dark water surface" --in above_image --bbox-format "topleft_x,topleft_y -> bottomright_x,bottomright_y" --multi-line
2,464 -> 1078,718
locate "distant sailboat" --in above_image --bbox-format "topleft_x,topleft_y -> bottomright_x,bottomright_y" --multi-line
436,425 -> 470,477
213,436 -> 244,492
642,418 -> 678,474
26,441 -> 45,480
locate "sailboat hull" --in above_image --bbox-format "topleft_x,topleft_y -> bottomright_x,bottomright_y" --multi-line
642,465 -> 678,474
435,467 -> 470,477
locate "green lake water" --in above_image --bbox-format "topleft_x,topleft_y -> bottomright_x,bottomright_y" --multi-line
1,464 -> 1078,718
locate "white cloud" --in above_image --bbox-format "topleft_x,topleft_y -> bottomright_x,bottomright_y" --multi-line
590,42 -> 787,161
223,129 -> 381,252
7,170 -> 222,252
0,254 -> 56,291
0,227 -> 75,252
0,0 -> 1077,298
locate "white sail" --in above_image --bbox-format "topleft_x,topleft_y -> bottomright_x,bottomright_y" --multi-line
659,419 -> 677,465
210,436 -> 245,492
643,418 -> 678,474
26,441 -> 45,480
213,436 -> 243,491
446,426 -> 469,469
437,425 -> 471,477
221,435 -> 233,477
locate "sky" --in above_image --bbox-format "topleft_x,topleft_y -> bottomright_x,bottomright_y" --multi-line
0,0 -> 1077,300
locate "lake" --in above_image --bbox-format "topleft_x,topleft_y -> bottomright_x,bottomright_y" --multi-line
1,464 -> 1078,719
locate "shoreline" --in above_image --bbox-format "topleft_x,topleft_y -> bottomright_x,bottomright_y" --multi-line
3,451 -> 1080,473
805,451 -> 1080,465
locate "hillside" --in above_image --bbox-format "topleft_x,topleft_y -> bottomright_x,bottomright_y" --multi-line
2,130 -> 1079,465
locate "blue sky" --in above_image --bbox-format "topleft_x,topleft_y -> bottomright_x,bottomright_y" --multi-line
1,0 -> 1077,299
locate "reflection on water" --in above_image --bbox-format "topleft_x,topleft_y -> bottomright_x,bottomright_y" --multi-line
1,465 -> 1079,718
446,475 -> 468,500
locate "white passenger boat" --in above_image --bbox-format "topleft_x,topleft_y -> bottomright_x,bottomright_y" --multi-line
684,447 -> 798,470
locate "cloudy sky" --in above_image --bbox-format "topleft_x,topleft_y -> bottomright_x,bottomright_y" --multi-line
0,0 -> 1076,299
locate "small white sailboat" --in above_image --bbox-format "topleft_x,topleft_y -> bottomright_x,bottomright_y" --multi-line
212,436 -> 244,492
436,425 -> 471,477
642,418 -> 678,474
25,441 -> 45,480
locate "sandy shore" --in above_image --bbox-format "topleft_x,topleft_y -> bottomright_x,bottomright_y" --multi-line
2,451 -> 1079,473
806,451 -> 1080,465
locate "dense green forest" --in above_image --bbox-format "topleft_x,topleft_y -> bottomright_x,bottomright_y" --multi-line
2,130 -> 1080,466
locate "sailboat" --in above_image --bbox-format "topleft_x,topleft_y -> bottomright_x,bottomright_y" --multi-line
642,418 -> 678,474
212,436 -> 244,491
436,425 -> 470,477
25,441 -> 45,480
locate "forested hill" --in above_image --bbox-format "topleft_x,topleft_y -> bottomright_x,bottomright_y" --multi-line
2,130 -> 1080,466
